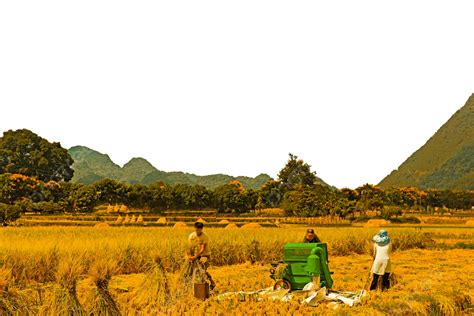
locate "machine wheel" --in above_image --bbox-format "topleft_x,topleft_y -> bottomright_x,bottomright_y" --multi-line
273,279 -> 291,291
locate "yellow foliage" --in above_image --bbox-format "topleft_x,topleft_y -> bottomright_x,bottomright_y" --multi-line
0,268 -> 10,292
94,222 -> 110,229
173,222 -> 187,228
241,223 -> 262,229
225,224 -> 238,229
0,226 -> 473,314
123,215 -> 130,224
254,208 -> 286,216
364,219 -> 390,227
120,204 -> 129,213
419,216 -> 467,225
156,217 -> 167,224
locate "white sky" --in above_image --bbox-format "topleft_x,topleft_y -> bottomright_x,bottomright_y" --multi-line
1,1 -> 473,189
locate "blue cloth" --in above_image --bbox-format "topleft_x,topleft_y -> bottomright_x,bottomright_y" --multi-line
373,229 -> 390,245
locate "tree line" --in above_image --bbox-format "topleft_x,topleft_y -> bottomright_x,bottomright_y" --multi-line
0,129 -> 473,225
1,158 -> 473,225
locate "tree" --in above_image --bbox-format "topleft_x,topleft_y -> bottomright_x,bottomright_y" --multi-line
278,153 -> 318,191
354,184 -> 386,215
213,182 -> 249,213
91,178 -> 129,205
256,180 -> 283,209
64,183 -> 96,212
0,129 -> 74,182
0,173 -> 44,204
0,203 -> 22,226
281,184 -> 339,217
147,181 -> 170,212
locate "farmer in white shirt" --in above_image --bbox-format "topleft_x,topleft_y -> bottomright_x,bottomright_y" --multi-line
370,229 -> 392,291
188,221 -> 216,290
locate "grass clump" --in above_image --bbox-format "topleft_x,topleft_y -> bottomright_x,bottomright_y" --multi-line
0,268 -> 33,315
41,257 -> 85,315
84,259 -> 121,315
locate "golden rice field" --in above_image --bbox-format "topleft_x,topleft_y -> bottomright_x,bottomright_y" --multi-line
0,225 -> 473,315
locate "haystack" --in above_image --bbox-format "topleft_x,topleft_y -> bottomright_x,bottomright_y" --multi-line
44,259 -> 85,315
364,219 -> 390,227
465,220 -> 474,226
123,215 -> 130,224
83,259 -> 120,315
225,223 -> 238,229
196,217 -> 207,223
241,223 -> 262,229
156,217 -> 167,224
131,215 -> 137,223
131,255 -> 170,308
137,215 -> 144,223
173,222 -> 187,228
115,215 -> 123,224
219,219 -> 230,224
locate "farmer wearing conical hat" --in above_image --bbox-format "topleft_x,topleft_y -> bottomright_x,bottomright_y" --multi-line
370,229 -> 392,291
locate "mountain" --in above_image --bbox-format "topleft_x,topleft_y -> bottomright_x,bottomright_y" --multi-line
121,157 -> 158,184
379,94 -> 474,190
69,146 -> 122,184
68,146 -> 272,189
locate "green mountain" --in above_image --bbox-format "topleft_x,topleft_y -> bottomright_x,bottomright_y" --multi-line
68,146 -> 272,189
379,94 -> 474,190
69,146 -> 122,184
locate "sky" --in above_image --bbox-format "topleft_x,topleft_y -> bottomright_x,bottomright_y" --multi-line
1,1 -> 473,189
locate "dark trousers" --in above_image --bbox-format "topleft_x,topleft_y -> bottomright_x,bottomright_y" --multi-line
370,273 -> 390,290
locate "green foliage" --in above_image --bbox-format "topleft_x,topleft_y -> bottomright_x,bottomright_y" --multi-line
256,180 -> 283,209
281,184 -> 340,216
92,178 -> 129,205
0,129 -> 74,182
380,93 -> 474,190
0,142 -> 472,215
213,182 -> 256,213
69,146 -> 272,189
354,184 -> 387,214
453,242 -> 474,249
386,216 -> 420,224
0,203 -> 22,225
278,153 -> 318,191
422,142 -> 474,190
63,183 -> 96,212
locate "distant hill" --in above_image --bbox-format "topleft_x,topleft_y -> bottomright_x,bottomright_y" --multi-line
68,146 -> 272,189
379,94 -> 474,190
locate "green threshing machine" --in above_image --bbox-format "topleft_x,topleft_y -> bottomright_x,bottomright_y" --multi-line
270,243 -> 333,291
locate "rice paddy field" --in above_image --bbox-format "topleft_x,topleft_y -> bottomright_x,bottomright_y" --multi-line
0,225 -> 473,315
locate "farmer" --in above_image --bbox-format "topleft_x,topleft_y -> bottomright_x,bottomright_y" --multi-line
303,228 -> 321,243
370,229 -> 392,291
188,221 -> 216,290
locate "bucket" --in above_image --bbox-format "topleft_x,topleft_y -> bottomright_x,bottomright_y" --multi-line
194,283 -> 210,300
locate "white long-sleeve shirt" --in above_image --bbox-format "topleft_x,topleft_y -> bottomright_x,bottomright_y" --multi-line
370,243 -> 391,275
